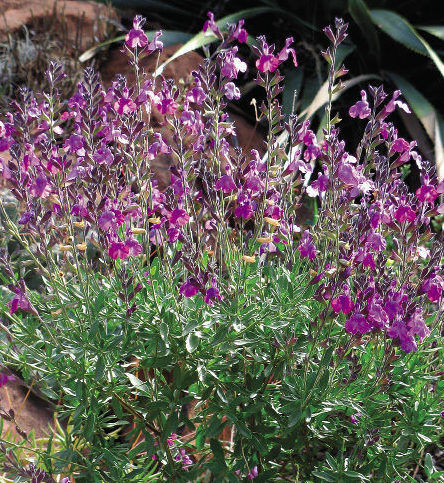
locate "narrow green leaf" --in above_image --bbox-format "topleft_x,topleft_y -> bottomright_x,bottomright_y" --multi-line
79,30 -> 193,62
349,0 -> 380,55
155,7 -> 272,75
417,25 -> 444,41
94,356 -> 105,381
370,10 -> 444,77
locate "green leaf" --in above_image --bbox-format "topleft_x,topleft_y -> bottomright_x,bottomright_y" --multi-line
424,452 -> 435,476
94,356 -> 105,381
79,30 -> 193,62
386,72 -> 444,170
127,373 -> 151,395
159,322 -> 169,341
348,0 -> 380,56
186,333 -> 200,353
370,10 -> 444,77
417,25 -> 444,41
282,69 -> 303,115
210,438 -> 226,465
155,7 -> 272,75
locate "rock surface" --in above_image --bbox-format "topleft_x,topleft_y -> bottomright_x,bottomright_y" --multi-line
0,380 -> 53,439
0,0 -> 115,49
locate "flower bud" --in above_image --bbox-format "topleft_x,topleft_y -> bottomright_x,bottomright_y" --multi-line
242,255 -> 256,263
59,244 -> 73,252
132,227 -> 146,235
257,237 -> 272,243
264,217 -> 280,226
73,221 -> 85,228
76,243 -> 87,251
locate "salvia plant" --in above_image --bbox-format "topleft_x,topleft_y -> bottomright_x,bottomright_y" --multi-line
0,13 -> 443,482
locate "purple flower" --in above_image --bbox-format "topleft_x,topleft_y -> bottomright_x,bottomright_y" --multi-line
306,173 -> 329,198
187,85 -> 206,105
29,175 -> 51,198
108,241 -> 130,260
422,273 -> 443,302
203,11 -> 221,37
392,137 -> 410,153
416,184 -> 438,204
349,90 -> 371,119
125,16 -> 148,48
387,318 -> 417,353
114,96 -> 137,115
179,278 -> 200,297
378,90 -> 410,120
297,230 -> 316,261
224,82 -> 241,100
125,238 -> 143,257
93,146 -> 114,165
393,204 -> 416,224
256,37 -> 297,73
365,233 -> 386,252
220,47 -> 247,79
7,282 -> 36,316
350,412 -> 362,424
345,313 -> 372,335
169,208 -> 190,227
232,19 -> 248,43
331,286 -> 354,314
99,210 -> 118,232
64,134 -> 85,156
337,156 -> 364,189
235,202 -> 254,220
204,278 -> 223,306
215,174 -> 236,193
247,466 -> 258,480
367,296 -> 388,330
407,308 -> 430,343
0,371 -> 16,387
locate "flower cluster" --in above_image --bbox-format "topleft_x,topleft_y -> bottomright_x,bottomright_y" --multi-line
0,12 -> 443,482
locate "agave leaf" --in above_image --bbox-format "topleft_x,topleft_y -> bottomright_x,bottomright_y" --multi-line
370,10 -> 444,78
398,108 -> 433,161
348,0 -> 380,56
79,31 -> 193,63
417,25 -> 444,41
336,42 -> 356,67
387,72 -> 444,175
154,7 -> 272,75
282,68 -> 304,115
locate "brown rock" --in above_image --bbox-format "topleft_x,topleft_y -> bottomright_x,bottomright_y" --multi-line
0,0 -> 115,49
100,44 -> 204,91
0,380 -> 53,439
